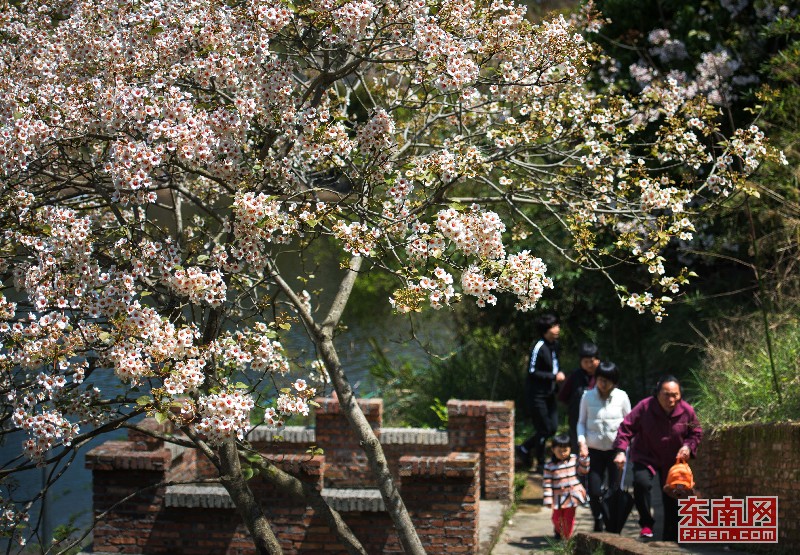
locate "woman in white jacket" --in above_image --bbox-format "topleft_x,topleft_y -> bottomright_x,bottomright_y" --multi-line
577,361 -> 631,532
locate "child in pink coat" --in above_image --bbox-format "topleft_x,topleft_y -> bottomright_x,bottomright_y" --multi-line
543,433 -> 590,539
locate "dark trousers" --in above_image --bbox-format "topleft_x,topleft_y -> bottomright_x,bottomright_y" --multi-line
522,393 -> 558,466
633,463 -> 679,541
587,448 -> 619,525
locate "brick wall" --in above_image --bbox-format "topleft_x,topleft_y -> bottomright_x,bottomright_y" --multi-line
86,428 -> 481,554
691,422 -> 800,548
86,439 -> 177,553
400,453 -> 481,553
447,400 -> 514,501
310,398 -> 382,488
86,398 -> 511,554
247,397 -> 514,501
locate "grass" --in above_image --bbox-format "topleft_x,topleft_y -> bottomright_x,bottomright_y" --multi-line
543,534 -> 576,554
689,312 -> 800,426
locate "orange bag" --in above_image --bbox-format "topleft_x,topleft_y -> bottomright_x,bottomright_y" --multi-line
663,457 -> 695,499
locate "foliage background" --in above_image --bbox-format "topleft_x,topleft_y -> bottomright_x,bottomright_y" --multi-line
366,0 -> 800,429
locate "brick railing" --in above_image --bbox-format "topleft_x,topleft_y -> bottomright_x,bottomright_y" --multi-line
249,397 -> 514,501
86,398 -> 512,554
691,422 -> 800,548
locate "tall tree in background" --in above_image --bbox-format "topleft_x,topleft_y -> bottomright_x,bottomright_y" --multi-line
592,0 -> 800,405
0,0 -> 782,552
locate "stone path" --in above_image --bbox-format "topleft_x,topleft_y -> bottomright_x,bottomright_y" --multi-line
488,471 -> 755,555
488,471 -> 635,554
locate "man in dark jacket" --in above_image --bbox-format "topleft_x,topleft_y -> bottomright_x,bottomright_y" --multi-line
516,313 -> 565,473
613,376 -> 702,541
558,342 -> 600,452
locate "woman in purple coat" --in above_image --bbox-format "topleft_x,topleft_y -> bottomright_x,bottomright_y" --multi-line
612,376 -> 702,541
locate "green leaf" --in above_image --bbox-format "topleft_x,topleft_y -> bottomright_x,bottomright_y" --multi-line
234,381 -> 249,389
241,467 -> 255,481
244,452 -> 263,464
136,396 -> 151,406
278,322 -> 291,330
154,411 -> 169,424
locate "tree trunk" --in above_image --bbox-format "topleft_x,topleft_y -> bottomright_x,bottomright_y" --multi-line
317,335 -> 426,555
272,256 -> 427,554
246,451 -> 368,555
218,438 -> 283,555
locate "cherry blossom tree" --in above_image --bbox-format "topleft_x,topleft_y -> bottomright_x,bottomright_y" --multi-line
0,0 -> 784,552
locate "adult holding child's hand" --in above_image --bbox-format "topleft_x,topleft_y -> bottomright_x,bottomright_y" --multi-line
577,361 -> 631,532
611,376 -> 702,541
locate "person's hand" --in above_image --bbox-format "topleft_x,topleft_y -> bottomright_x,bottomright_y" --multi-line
613,451 -> 626,469
677,445 -> 690,462
555,371 -> 566,383
579,442 -> 589,458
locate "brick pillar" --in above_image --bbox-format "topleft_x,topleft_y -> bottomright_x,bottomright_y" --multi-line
314,397 -> 383,487
400,452 -> 481,554
447,400 -> 514,501
86,435 -> 173,553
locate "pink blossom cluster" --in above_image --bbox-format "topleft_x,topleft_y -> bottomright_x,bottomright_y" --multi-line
647,29 -> 688,64
0,0 -> 789,498
1,497 -> 28,546
0,295 -> 15,320
274,378 -> 318,421
333,0 -> 377,45
332,220 -> 382,256
407,144 -> 479,186
211,325 -> 290,375
435,206 -> 506,260
729,125 -> 779,173
252,0 -> 293,34
460,266 -> 499,307
694,50 -> 739,107
411,17 -> 479,91
405,221 -> 446,262
416,267 -> 456,309
263,407 -> 283,427
107,342 -> 152,384
103,313 -> 200,385
0,118 -> 51,173
637,177 -> 690,212
106,139 -> 161,204
387,176 -> 414,204
625,292 -> 655,314
167,266 -> 226,308
12,408 -> 79,463
357,109 -> 396,153
193,390 -> 255,444
164,358 -> 207,395
497,251 -> 553,311
136,238 -> 182,278
231,194 -> 329,270
297,115 -> 356,165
